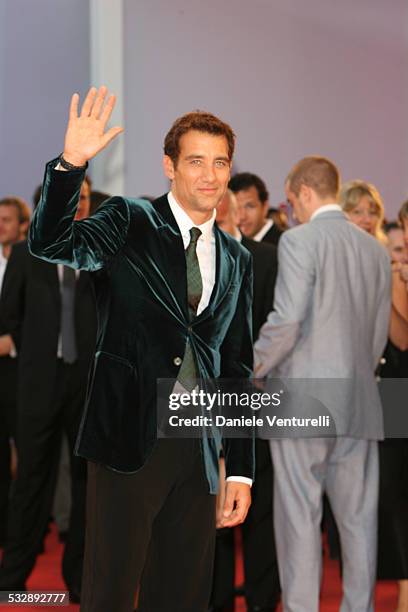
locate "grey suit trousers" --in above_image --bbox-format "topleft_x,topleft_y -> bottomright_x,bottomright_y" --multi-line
270,437 -> 378,612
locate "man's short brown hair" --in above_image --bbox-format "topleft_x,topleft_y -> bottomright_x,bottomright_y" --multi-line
164,111 -> 235,166
0,196 -> 31,224
286,156 -> 340,199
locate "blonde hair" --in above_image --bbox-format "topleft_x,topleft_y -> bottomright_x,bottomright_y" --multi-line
339,180 -> 386,243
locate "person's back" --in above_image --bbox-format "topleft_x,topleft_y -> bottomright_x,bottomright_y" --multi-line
254,155 -> 391,612
274,211 -> 390,379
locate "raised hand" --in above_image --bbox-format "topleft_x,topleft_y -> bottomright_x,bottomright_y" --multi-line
62,86 -> 124,167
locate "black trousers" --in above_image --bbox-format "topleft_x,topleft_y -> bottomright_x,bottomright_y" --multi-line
0,356 -> 17,543
211,439 -> 280,609
81,439 -> 216,612
0,360 -> 87,590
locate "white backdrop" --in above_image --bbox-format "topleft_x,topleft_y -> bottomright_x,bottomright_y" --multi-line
0,0 -> 90,205
123,0 -> 408,217
1,0 -> 407,218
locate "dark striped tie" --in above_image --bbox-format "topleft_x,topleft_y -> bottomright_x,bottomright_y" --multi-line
177,227 -> 202,389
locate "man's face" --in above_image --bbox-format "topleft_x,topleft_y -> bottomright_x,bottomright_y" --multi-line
75,180 -> 91,221
216,192 -> 239,235
163,130 -> 231,220
387,227 -> 407,264
0,205 -> 21,248
235,186 -> 268,238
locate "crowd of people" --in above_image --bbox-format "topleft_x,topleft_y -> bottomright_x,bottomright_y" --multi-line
0,91 -> 408,612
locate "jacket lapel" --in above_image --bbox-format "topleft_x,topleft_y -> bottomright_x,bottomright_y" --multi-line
153,195 -> 189,321
196,224 -> 236,322
151,196 -> 236,323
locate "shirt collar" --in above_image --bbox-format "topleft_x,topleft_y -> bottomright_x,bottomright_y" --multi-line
310,203 -> 342,221
167,191 -> 215,242
253,218 -> 273,242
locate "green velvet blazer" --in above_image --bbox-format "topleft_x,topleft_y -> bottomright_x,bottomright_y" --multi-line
29,159 -> 255,493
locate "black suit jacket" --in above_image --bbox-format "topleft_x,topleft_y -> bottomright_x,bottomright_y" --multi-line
241,237 -> 277,339
28,159 -> 255,493
0,241 -> 96,415
260,223 -> 282,247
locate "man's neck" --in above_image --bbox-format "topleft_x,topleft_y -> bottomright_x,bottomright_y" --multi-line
171,193 -> 213,225
306,199 -> 338,221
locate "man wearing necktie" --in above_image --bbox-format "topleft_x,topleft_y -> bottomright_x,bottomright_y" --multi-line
0,185 -> 96,602
28,86 -> 254,612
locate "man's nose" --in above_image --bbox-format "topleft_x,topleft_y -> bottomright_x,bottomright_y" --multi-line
202,165 -> 217,182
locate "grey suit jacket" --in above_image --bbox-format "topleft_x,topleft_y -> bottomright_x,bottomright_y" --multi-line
254,209 -> 391,440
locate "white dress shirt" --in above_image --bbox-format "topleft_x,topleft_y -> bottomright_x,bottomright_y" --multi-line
0,249 -> 7,294
168,192 -> 252,487
253,218 -> 274,242
310,203 -> 342,221
167,192 -> 216,315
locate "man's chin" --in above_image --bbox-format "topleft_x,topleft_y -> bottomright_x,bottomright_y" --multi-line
239,227 -> 252,238
196,197 -> 220,212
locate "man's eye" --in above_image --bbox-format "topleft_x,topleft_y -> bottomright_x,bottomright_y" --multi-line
191,159 -> 202,165
215,161 -> 227,168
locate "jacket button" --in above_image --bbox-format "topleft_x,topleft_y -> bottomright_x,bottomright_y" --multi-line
173,357 -> 182,366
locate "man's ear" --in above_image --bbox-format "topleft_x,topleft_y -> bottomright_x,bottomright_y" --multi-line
299,184 -> 311,203
163,155 -> 175,180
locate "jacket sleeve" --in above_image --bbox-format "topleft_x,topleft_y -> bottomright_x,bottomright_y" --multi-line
0,242 -> 27,352
254,229 -> 315,376
220,254 -> 255,481
29,158 -> 130,271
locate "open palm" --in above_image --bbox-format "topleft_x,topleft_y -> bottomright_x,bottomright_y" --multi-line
63,85 -> 124,167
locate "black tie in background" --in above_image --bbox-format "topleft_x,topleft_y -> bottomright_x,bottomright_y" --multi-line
177,227 -> 202,390
61,266 -> 78,364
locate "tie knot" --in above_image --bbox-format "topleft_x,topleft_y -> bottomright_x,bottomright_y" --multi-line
189,227 -> 202,245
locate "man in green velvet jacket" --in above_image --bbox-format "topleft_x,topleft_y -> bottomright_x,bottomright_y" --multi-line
29,86 -> 254,612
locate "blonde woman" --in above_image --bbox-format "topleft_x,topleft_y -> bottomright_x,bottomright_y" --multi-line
343,184 -> 408,611
339,179 -> 387,243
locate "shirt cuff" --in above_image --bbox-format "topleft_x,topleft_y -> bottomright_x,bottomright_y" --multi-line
226,476 -> 253,487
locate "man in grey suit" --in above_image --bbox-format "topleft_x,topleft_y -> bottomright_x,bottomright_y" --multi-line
254,156 -> 391,612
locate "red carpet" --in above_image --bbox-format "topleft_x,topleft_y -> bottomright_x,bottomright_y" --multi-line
0,524 -> 399,610
0,525 -> 78,612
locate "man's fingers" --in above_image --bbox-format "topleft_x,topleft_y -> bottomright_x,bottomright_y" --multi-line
91,85 -> 108,119
221,498 -> 249,528
219,483 -> 251,528
222,486 -> 235,519
80,86 -> 97,117
100,94 -> 117,127
69,93 -> 79,121
102,126 -> 124,148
